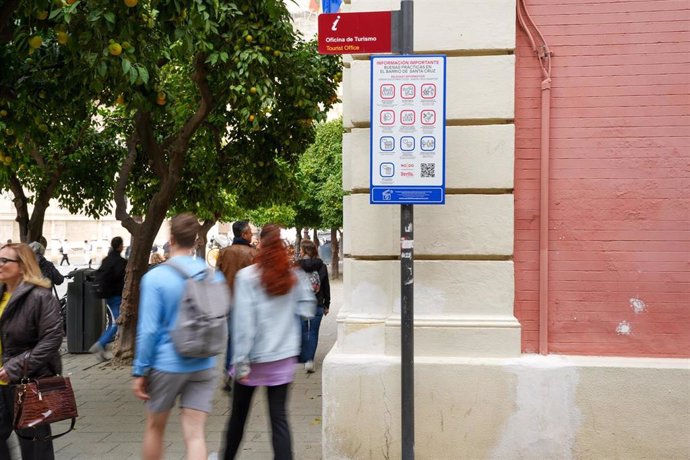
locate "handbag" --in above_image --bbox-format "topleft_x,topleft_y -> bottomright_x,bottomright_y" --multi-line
13,351 -> 78,441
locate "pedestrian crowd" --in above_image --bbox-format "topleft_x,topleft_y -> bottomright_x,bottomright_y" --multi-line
0,213 -> 331,460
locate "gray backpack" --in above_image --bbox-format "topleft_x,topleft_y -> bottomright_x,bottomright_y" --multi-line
166,260 -> 231,358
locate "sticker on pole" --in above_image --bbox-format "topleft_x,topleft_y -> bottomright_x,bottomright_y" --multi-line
370,55 -> 446,205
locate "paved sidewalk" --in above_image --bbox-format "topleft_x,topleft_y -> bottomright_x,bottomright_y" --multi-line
45,278 -> 341,459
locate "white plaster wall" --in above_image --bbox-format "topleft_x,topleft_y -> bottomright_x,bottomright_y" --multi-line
345,0 -> 516,52
343,259 -> 515,317
323,353 -> 690,459
347,56 -> 516,126
343,193 -> 514,256
344,125 -> 515,190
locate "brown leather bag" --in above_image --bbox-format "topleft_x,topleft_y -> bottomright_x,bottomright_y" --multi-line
13,352 -> 78,441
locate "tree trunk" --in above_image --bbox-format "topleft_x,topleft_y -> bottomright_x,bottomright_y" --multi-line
108,54 -> 213,365
26,200 -> 50,243
330,227 -> 340,279
8,174 -> 30,242
196,219 -> 216,259
295,227 -> 302,251
112,224 -> 156,364
312,228 -> 319,247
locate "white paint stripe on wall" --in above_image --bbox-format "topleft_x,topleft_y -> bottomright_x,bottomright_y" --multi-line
491,355 -> 583,459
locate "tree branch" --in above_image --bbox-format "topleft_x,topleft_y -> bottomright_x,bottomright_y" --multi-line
166,53 -> 213,169
7,172 -> 29,241
26,142 -> 46,169
115,129 -> 141,234
135,111 -> 167,180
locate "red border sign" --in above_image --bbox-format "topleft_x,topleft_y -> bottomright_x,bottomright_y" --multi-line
318,12 -> 392,55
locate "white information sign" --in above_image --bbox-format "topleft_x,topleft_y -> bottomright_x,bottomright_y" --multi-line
370,55 -> 446,204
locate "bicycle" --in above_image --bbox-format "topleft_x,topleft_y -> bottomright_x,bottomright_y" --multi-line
205,236 -> 228,268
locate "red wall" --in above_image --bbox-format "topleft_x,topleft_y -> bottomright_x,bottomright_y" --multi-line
514,0 -> 690,357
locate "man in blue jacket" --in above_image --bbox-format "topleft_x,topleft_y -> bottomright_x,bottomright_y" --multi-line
132,213 -> 224,460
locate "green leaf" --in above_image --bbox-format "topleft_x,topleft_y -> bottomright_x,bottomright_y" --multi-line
104,12 -> 116,24
137,66 -> 149,84
122,59 -> 132,75
129,67 -> 138,85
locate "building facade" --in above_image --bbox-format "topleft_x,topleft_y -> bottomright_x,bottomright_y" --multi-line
326,0 -> 689,458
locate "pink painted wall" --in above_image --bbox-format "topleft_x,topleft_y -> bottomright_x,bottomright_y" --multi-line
514,0 -> 690,357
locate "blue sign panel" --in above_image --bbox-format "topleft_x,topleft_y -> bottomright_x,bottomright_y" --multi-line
370,55 -> 447,205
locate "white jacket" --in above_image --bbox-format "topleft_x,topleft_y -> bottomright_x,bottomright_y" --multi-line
232,265 -> 316,373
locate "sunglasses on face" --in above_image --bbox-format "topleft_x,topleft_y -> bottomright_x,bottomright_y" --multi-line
0,257 -> 19,266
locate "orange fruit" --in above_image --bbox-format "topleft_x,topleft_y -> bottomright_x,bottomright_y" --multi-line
28,36 -> 43,49
108,42 -> 123,56
56,31 -> 69,45
124,0 -> 138,6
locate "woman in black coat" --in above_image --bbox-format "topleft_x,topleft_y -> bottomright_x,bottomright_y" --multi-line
0,243 -> 63,459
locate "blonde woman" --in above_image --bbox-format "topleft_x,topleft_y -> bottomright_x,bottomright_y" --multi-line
0,243 -> 63,459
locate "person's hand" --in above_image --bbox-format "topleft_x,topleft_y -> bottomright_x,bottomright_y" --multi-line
132,376 -> 150,401
323,307 -> 330,316
0,368 -> 8,384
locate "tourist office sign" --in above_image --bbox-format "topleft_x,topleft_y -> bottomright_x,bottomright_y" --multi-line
317,11 -> 393,54
370,55 -> 447,204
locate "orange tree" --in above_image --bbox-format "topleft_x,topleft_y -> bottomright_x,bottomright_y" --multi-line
0,2 -> 124,242
11,0 -> 339,360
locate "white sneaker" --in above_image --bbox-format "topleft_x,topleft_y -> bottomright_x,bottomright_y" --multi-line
88,342 -> 107,362
305,360 -> 315,373
208,453 -> 219,460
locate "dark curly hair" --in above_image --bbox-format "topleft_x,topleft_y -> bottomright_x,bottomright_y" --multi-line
255,224 -> 295,296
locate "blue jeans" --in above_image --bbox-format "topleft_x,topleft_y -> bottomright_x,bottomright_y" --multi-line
299,306 -> 324,363
98,296 -> 121,347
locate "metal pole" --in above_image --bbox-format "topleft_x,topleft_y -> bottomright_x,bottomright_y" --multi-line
400,1 -> 414,459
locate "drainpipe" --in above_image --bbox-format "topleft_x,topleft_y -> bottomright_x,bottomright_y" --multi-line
517,0 -> 553,354
539,77 -> 551,355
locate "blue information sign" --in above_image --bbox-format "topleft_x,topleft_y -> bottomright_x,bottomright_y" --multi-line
370,55 -> 447,205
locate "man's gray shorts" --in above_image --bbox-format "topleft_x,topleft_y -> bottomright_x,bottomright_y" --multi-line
147,368 -> 216,413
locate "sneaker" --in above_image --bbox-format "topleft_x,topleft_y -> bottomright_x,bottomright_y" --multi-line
305,360 -> 315,373
88,342 -> 107,362
222,376 -> 233,393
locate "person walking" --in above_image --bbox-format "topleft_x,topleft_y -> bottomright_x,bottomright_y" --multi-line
89,237 -> 127,361
298,239 -> 331,373
132,213 -> 225,460
0,243 -> 64,459
29,241 -> 65,288
223,224 -> 316,460
84,239 -> 93,267
59,238 -> 70,266
216,221 -> 257,391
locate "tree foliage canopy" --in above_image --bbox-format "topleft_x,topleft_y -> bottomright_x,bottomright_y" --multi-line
294,118 -> 344,230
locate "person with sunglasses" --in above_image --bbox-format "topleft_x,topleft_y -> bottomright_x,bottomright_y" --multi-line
0,243 -> 64,459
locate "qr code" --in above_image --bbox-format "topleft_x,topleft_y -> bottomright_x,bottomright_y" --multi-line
421,163 -> 435,178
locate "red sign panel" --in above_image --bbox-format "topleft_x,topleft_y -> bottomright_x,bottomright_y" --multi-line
318,12 -> 392,55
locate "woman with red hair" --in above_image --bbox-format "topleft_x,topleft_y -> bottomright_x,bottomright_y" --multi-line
223,224 -> 316,460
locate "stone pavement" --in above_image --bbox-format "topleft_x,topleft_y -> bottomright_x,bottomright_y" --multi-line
42,278 -> 341,460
